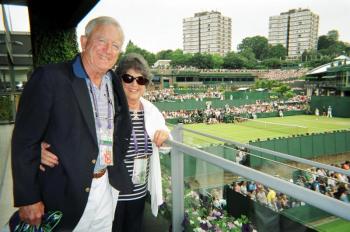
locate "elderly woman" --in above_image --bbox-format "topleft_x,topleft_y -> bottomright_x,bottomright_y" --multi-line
40,53 -> 170,232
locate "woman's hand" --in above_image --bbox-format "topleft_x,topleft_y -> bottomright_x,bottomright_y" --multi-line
153,130 -> 169,147
40,142 -> 59,171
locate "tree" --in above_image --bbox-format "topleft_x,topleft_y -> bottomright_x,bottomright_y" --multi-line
319,42 -> 348,57
271,84 -> 291,97
156,49 -> 173,60
124,40 -> 156,65
317,35 -> 333,50
211,54 -> 224,69
327,30 -> 339,41
317,30 -> 350,57
261,58 -> 283,69
268,44 -> 287,60
284,90 -> 295,98
238,36 -> 269,60
301,49 -> 318,62
189,53 -> 214,69
169,49 -> 192,67
238,48 -> 257,68
255,79 -> 279,90
222,52 -> 247,69
305,56 -> 332,68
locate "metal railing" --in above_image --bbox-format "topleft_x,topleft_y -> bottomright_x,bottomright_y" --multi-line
168,124 -> 350,232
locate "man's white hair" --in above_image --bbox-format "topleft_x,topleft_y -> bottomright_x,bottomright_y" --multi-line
85,16 -> 124,44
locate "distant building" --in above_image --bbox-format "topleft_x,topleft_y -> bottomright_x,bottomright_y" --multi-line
305,55 -> 350,117
150,68 -> 255,89
305,55 -> 350,97
268,8 -> 319,59
183,11 -> 231,56
153,60 -> 171,69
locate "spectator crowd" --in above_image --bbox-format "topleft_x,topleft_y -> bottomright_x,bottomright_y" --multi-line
160,95 -> 310,124
228,160 -> 350,213
144,88 -> 223,102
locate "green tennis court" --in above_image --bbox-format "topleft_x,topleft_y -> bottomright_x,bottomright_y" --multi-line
182,115 -> 350,145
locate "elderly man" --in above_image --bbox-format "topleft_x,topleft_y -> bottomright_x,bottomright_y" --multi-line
11,16 -> 132,231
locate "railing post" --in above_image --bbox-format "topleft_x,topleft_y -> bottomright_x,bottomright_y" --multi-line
171,123 -> 184,232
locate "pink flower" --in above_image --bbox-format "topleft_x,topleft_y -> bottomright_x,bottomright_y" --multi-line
227,222 -> 235,229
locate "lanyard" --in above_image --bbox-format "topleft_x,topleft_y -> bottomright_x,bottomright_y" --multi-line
131,118 -> 149,155
89,82 -> 113,129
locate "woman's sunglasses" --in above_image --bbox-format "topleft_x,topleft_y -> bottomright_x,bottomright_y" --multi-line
121,74 -> 149,86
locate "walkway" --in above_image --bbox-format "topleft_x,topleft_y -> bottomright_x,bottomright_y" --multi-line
0,125 -> 16,228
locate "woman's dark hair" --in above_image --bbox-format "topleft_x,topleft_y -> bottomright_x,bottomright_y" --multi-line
115,53 -> 152,85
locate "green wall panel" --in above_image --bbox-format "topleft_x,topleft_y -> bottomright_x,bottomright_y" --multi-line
324,133 -> 336,155
287,137 -> 301,157
300,136 -> 314,159
260,140 -> 276,162
346,131 -> 350,151
273,139 -> 289,162
335,131 -> 347,153
249,141 -> 263,168
312,134 -> 325,156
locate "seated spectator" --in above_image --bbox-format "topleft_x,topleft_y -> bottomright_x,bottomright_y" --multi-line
240,181 -> 248,195
267,188 -> 277,204
334,185 -> 350,203
256,185 -> 268,205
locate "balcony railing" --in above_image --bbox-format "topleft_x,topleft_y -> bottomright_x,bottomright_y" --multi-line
168,124 -> 350,231
1,124 -> 350,231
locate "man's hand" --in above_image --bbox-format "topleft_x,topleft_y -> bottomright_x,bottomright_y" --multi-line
153,130 -> 169,147
40,142 -> 59,171
19,201 -> 45,226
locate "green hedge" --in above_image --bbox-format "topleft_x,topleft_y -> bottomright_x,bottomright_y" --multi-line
0,95 -> 12,121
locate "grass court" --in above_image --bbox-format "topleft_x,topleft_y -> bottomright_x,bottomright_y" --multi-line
181,115 -> 350,145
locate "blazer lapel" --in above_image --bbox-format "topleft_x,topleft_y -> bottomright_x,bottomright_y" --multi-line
71,77 -> 98,147
112,73 -> 132,146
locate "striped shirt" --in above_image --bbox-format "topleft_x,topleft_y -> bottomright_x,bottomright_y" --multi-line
86,74 -> 114,173
118,110 -> 153,201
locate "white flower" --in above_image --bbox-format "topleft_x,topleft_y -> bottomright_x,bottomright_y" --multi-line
234,220 -> 242,227
194,228 -> 205,232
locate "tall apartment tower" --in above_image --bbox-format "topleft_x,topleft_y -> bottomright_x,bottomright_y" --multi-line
183,11 -> 231,56
268,8 -> 319,59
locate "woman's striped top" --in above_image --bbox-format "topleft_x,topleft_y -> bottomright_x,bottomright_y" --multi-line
118,110 -> 153,201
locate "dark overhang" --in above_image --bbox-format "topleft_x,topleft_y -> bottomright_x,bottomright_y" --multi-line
0,0 -> 100,30
0,0 -> 100,66
0,0 -> 26,5
0,31 -> 32,66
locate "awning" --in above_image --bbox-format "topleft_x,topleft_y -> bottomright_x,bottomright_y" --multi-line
305,76 -> 319,79
255,88 -> 265,91
322,75 -> 336,79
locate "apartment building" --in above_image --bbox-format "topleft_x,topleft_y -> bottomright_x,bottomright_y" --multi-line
183,11 -> 231,56
268,8 -> 319,59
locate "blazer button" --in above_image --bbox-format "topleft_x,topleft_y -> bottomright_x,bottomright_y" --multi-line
85,187 -> 90,193
91,159 -> 96,164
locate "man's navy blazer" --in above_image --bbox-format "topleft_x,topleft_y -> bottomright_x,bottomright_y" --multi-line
11,56 -> 133,230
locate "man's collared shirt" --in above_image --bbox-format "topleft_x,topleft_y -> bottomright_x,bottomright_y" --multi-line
73,55 -> 115,172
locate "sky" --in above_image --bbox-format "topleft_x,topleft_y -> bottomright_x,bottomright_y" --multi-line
1,0 -> 350,53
